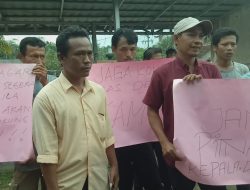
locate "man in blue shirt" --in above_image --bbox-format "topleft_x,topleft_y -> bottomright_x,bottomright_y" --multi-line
10,37 -> 56,190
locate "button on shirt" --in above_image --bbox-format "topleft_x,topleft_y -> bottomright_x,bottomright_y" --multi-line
32,73 -> 114,190
143,57 -> 222,143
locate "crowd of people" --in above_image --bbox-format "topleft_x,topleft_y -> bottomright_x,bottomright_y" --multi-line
5,16 -> 250,190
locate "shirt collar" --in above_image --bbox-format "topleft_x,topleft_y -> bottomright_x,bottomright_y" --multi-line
58,72 -> 95,94
175,57 -> 200,71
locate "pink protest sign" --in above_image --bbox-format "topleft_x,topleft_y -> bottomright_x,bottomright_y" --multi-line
89,59 -> 171,147
173,79 -> 250,185
0,64 -> 35,162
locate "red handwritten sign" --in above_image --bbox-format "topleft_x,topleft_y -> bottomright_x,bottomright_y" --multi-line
0,64 -> 35,162
89,59 -> 172,147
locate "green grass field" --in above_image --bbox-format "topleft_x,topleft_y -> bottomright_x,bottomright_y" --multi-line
0,163 -> 14,189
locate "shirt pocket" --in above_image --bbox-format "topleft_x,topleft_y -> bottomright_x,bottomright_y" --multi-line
96,113 -> 107,145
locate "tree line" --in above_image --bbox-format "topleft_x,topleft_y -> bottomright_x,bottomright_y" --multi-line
0,35 -> 174,72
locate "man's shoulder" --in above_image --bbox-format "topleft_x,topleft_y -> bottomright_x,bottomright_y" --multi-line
88,80 -> 105,92
36,78 -> 60,98
241,72 -> 250,79
234,62 -> 249,75
154,58 -> 176,73
234,62 -> 249,69
234,61 -> 245,66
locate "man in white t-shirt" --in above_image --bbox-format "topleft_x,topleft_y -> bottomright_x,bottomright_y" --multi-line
212,27 -> 250,190
212,27 -> 249,79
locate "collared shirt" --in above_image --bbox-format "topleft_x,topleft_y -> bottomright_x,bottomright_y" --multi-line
32,73 -> 114,190
143,57 -> 222,143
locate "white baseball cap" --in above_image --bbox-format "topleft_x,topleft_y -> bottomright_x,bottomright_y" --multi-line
173,17 -> 213,35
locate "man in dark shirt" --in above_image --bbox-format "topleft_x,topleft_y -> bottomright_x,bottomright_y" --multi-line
112,28 -> 163,190
143,17 -> 226,190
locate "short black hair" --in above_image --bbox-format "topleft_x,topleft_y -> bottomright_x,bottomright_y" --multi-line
212,27 -> 239,46
19,37 -> 45,56
165,48 -> 176,57
111,28 -> 138,48
56,25 -> 90,56
143,47 -> 162,60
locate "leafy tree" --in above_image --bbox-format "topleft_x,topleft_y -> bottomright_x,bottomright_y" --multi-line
97,45 -> 113,61
8,40 -> 19,59
154,35 -> 175,54
0,36 -> 18,59
135,47 -> 146,60
45,42 -> 60,73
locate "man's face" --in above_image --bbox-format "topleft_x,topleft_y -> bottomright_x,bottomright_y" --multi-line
174,26 -> 204,57
21,45 -> 45,65
213,35 -> 237,61
61,37 -> 93,79
112,36 -> 137,62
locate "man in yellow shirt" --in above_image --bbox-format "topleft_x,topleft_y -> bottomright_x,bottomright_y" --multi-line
32,26 -> 119,190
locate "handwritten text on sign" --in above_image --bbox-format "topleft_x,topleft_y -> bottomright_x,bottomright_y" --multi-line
89,59 -> 171,147
0,64 -> 35,162
173,79 -> 250,185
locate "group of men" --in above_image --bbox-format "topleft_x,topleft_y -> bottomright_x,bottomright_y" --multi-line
143,47 -> 176,60
7,15 -> 250,190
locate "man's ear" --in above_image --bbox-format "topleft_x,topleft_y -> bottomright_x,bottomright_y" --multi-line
57,53 -> 65,66
111,46 -> 116,53
212,45 -> 217,53
173,34 -> 179,41
173,35 -> 179,47
17,53 -> 24,61
57,53 -> 64,61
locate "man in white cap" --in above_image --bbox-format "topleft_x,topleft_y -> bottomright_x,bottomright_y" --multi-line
143,17 -> 227,190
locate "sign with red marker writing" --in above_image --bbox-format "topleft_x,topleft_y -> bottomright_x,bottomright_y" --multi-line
0,64 -> 35,162
89,59 -> 172,147
173,79 -> 250,185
